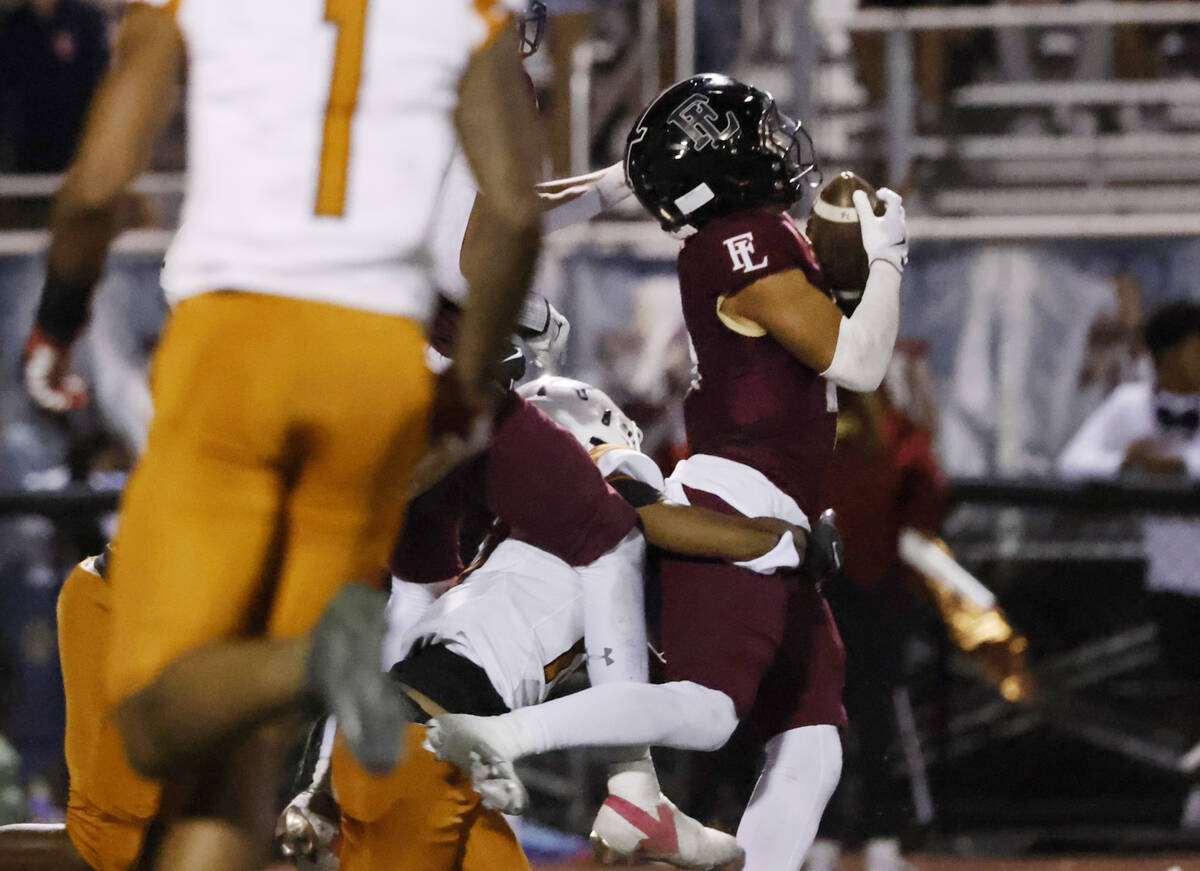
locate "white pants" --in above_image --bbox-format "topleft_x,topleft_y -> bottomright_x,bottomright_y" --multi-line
737,725 -> 843,871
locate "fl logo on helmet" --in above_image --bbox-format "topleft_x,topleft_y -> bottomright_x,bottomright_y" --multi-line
666,94 -> 740,150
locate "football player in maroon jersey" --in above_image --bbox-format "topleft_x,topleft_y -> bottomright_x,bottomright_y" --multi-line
426,73 -> 906,871
279,376 -> 825,871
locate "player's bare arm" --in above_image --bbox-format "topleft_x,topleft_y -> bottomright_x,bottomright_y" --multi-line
47,5 -> 181,290
454,27 -> 544,405
721,267 -> 845,371
25,4 -> 181,413
724,189 -> 908,392
634,498 -> 806,564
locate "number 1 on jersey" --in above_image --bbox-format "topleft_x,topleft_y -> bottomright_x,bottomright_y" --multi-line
316,0 -> 367,216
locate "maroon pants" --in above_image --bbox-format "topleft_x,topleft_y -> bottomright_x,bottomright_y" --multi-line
657,488 -> 847,743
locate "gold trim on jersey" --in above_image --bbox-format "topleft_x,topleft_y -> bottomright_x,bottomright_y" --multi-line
544,639 -> 585,684
587,443 -> 627,465
716,295 -> 767,337
315,0 -> 368,216
473,0 -> 512,48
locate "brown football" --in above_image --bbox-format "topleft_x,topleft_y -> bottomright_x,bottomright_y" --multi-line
807,171 -> 883,294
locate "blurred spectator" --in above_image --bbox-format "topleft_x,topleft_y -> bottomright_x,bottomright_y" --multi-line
808,383 -> 949,871
1058,299 -> 1200,494
0,0 -> 109,173
1058,300 -> 1200,683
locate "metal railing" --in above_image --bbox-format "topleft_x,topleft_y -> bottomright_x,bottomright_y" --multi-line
591,0 -> 1200,216
845,1 -> 1200,194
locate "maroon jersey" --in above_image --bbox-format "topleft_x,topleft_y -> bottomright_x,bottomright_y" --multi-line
391,394 -> 639,581
678,208 -> 837,518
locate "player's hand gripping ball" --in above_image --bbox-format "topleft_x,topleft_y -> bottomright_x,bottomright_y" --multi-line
856,186 -> 907,273
807,172 -> 907,314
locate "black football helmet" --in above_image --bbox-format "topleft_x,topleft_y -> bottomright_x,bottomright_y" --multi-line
625,73 -> 820,235
517,1 -> 547,57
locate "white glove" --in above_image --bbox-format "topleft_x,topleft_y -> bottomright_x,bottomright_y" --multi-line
23,328 -> 88,412
853,187 -> 907,274
594,161 -> 633,210
276,789 -> 341,870
524,301 -> 571,367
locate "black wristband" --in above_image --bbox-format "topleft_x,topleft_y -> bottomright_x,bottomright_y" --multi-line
34,274 -> 95,346
609,476 -> 663,509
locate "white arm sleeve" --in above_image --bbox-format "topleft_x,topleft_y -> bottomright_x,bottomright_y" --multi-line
542,163 -> 631,234
820,260 -> 901,392
579,530 -> 649,686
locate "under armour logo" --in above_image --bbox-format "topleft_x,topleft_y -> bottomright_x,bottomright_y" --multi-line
723,232 -> 768,273
667,94 -> 740,151
589,647 -> 615,667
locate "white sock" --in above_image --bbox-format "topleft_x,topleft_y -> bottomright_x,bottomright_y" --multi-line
577,531 -> 659,806
581,531 -> 649,686
605,748 -> 661,805
501,681 -> 738,757
737,725 -> 842,871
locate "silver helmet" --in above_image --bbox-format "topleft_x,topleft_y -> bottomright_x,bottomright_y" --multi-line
518,375 -> 643,451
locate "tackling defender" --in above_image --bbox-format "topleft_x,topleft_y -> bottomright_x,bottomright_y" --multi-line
280,376 -> 819,871
427,73 -> 907,871
33,1 -> 543,869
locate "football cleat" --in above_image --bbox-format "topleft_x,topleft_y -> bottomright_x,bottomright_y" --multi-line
590,793 -> 745,871
275,789 -> 340,870
306,584 -> 417,774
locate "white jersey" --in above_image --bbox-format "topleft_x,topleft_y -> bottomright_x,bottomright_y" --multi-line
391,445 -> 657,711
136,0 -> 517,319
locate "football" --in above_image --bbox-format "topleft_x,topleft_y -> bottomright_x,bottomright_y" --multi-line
806,171 -> 883,298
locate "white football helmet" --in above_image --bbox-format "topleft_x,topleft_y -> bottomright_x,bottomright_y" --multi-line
518,375 -> 643,451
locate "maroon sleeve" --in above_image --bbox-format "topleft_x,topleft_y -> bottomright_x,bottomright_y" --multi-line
686,210 -> 825,298
483,395 -> 639,566
388,463 -> 474,583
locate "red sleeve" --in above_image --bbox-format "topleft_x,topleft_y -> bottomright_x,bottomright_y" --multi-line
890,412 -> 951,535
